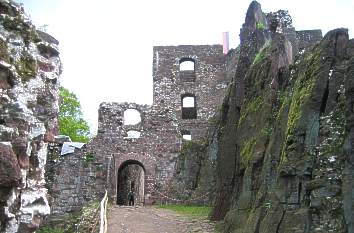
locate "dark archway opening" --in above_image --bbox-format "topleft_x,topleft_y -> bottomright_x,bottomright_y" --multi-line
116,160 -> 145,206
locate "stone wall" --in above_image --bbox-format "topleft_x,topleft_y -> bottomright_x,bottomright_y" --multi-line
45,137 -> 110,223
296,29 -> 323,50
0,1 -> 61,232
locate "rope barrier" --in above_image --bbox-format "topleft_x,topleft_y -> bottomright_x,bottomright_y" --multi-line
99,190 -> 108,233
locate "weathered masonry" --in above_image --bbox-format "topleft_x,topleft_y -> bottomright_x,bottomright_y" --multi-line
47,45 -> 229,218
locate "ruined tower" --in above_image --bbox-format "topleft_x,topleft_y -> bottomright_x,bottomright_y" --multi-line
153,45 -> 227,140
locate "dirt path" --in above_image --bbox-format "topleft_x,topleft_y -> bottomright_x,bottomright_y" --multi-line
107,206 -> 216,233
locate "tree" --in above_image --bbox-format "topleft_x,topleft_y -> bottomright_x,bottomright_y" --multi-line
59,86 -> 90,142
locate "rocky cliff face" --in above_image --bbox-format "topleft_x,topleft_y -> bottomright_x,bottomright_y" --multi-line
0,1 -> 61,232
209,1 -> 354,233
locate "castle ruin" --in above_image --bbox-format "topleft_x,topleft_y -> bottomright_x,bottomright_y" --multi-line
47,44 -> 229,217
47,22 -> 323,218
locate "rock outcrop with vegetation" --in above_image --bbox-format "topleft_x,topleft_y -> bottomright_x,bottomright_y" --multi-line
208,1 -> 354,232
0,1 -> 61,232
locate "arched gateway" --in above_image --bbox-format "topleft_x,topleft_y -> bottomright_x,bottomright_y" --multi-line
117,160 -> 145,205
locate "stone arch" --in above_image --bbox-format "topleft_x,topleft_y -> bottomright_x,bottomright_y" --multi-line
116,159 -> 146,205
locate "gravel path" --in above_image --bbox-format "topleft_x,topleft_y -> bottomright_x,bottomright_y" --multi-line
107,206 -> 216,233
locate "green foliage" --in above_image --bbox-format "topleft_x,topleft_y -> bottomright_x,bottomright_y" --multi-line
76,201 -> 100,232
256,21 -> 265,30
261,125 -> 273,136
253,52 -> 264,65
59,87 -> 90,142
263,202 -> 271,209
156,204 -> 212,218
253,41 -> 271,65
2,15 -> 21,31
37,201 -> 100,233
84,153 -> 95,162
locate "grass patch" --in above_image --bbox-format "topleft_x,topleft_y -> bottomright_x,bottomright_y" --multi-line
156,204 -> 212,218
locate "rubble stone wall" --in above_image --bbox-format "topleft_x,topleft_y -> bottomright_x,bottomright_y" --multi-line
153,45 -> 227,140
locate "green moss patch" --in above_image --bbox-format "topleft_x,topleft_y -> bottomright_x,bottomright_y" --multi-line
240,137 -> 257,166
253,41 -> 271,65
281,47 -> 322,162
256,21 -> 265,30
16,51 -> 38,81
238,96 -> 264,127
0,39 -> 10,63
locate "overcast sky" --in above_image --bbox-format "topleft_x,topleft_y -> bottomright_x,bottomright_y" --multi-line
17,0 -> 354,134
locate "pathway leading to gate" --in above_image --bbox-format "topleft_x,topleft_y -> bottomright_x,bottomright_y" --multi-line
107,206 -> 216,233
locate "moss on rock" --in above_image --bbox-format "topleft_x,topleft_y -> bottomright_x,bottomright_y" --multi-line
240,137 -> 257,166
238,96 -> 264,127
15,51 -> 38,81
0,39 -> 10,63
281,47 -> 322,163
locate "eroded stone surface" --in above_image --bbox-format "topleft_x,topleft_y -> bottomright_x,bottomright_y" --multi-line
0,1 -> 61,232
0,143 -> 21,188
209,2 -> 354,233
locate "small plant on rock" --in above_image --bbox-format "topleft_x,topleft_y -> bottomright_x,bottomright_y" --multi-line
84,153 -> 95,162
256,21 -> 265,30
